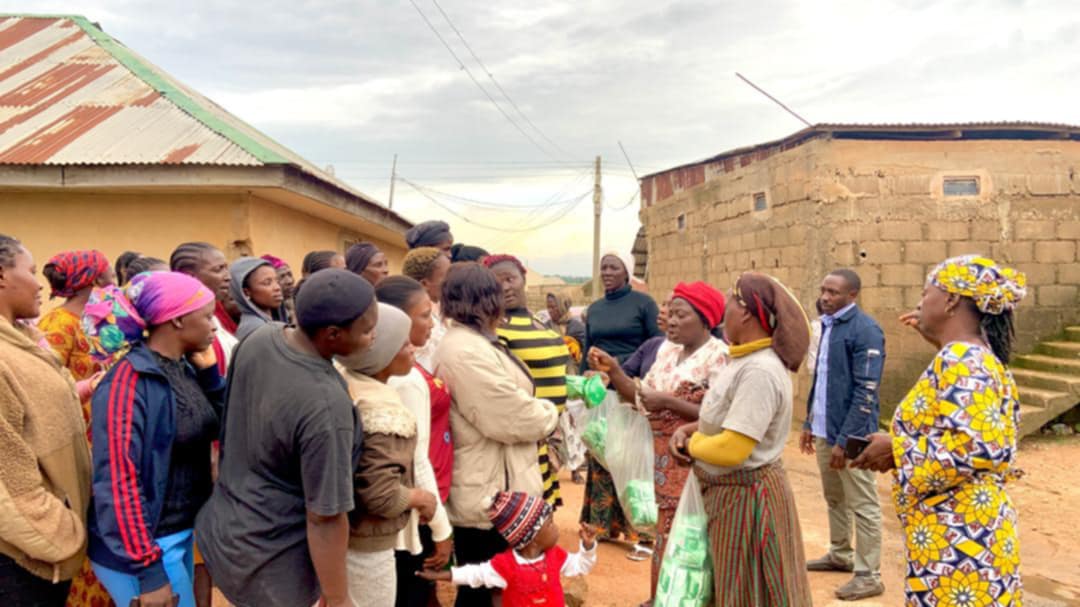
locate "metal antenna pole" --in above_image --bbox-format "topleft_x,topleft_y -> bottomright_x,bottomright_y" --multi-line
618,140 -> 639,180
735,72 -> 813,128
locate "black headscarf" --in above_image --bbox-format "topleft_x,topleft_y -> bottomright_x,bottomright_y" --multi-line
346,242 -> 380,275
406,220 -> 452,249
451,243 -> 489,263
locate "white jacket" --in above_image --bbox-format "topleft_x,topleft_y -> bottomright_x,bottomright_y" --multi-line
388,368 -> 453,553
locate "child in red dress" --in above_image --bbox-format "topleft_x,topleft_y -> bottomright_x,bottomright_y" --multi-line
418,491 -> 598,607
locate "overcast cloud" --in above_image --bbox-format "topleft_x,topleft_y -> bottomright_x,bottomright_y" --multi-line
6,0 -> 1080,273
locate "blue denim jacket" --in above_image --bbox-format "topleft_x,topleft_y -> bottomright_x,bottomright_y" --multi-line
804,305 -> 885,448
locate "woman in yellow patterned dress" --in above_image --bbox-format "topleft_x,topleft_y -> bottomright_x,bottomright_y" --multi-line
37,250 -> 117,607
853,255 -> 1026,607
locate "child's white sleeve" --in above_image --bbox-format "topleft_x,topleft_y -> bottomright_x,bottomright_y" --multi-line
560,541 -> 598,577
450,562 -> 509,589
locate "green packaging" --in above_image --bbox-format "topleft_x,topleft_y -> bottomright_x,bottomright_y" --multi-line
624,479 -> 657,527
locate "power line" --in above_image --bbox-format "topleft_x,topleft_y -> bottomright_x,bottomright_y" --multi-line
486,170 -> 593,250
401,178 -> 591,232
605,189 -> 639,211
401,171 -> 592,209
429,0 -> 572,159
406,0 -> 567,163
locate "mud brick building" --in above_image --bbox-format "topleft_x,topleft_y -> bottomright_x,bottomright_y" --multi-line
638,123 -> 1080,432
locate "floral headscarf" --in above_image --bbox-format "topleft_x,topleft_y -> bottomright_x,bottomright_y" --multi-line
928,255 -> 1027,316
82,284 -> 146,363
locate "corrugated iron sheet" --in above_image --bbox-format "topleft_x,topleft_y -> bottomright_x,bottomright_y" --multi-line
642,121 -> 1080,180
0,16 -> 261,166
0,14 -> 400,221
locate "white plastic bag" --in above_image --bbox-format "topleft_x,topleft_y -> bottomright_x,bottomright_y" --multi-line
654,474 -> 712,607
559,402 -> 587,472
579,390 -> 618,469
605,402 -> 657,531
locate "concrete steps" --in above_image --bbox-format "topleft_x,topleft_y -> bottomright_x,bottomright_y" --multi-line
1010,368 -> 1080,395
1011,326 -> 1080,437
1019,404 -> 1062,437
1036,341 -> 1080,359
1013,354 -> 1080,375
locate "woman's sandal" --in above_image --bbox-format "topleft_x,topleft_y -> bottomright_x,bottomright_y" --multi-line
626,543 -> 653,561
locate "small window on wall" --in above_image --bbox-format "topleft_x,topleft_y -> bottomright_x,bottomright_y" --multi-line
677,213 -> 686,231
753,192 -> 768,211
944,177 -> 979,197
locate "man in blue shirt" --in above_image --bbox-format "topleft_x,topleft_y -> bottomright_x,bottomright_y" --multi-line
800,269 -> 885,601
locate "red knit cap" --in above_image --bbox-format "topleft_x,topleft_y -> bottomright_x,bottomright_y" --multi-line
673,281 -> 726,328
487,491 -> 552,549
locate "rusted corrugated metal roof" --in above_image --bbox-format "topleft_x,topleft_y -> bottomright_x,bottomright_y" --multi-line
642,121 -> 1080,180
0,14 -> 407,226
0,16 -> 266,166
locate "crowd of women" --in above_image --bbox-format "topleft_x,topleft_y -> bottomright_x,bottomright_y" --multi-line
0,213 -> 1027,607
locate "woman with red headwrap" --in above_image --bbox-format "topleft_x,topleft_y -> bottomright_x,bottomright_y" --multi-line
670,272 -> 812,606
38,250 -> 116,387
592,281 -> 728,602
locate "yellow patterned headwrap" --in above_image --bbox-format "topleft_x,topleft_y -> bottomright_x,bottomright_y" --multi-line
928,255 -> 1027,316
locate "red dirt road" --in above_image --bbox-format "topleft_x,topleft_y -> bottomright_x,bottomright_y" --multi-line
217,433 -> 1080,606
441,434 -> 1080,606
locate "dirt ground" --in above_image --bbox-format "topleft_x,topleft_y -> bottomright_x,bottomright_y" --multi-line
216,432 -> 1080,606
435,432 -> 1080,606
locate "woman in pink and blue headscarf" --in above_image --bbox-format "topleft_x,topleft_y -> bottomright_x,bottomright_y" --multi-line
87,272 -> 226,607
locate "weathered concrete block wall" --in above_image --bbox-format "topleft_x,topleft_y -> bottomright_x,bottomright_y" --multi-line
643,137 -> 1080,420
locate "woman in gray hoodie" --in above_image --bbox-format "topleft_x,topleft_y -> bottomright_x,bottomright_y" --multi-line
230,257 -> 283,342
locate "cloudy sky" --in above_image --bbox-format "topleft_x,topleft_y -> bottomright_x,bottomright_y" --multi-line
8,0 -> 1080,274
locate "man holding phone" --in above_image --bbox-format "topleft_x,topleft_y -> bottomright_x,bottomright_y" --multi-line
800,269 -> 886,601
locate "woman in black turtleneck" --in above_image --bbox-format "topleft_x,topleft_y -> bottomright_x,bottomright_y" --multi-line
580,252 -> 661,561
583,253 -> 661,363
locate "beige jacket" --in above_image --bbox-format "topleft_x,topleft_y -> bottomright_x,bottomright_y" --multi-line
435,324 -> 559,529
0,317 -> 91,581
338,368 -> 418,553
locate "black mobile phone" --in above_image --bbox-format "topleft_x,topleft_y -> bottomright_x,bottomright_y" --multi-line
844,436 -> 870,460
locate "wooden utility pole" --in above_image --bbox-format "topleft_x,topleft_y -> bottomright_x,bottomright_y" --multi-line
592,155 -> 602,299
388,153 -> 398,209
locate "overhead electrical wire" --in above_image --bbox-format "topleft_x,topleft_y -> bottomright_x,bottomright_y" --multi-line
403,172 -> 592,209
485,170 -> 593,250
406,0 -> 569,164
401,178 -> 592,233
428,0 -> 572,159
605,189 -> 640,211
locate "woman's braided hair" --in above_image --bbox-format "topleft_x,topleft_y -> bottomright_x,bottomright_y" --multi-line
974,299 -> 1016,364
115,250 -> 140,285
170,241 -> 216,274
0,234 -> 21,268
